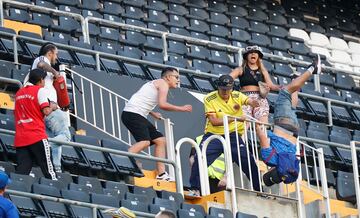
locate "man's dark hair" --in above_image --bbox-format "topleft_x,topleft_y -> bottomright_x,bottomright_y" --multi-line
39,42 -> 57,56
161,67 -> 178,78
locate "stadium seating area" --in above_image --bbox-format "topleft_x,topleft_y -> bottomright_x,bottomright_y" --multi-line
0,0 -> 360,217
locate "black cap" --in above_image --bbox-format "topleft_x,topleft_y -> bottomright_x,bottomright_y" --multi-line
28,68 -> 47,84
263,167 -> 282,187
242,45 -> 264,59
217,75 -> 234,90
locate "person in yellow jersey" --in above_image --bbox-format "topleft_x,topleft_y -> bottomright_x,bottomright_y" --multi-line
189,75 -> 261,195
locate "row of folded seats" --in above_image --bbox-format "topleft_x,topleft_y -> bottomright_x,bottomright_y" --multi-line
0,127 -> 143,180
282,0 -> 360,37
0,163 -> 258,217
301,165 -> 357,205
7,0 -> 360,39
1,27 -> 359,97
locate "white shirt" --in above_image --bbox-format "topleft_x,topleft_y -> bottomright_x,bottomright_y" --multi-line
124,81 -> 158,118
24,56 -> 57,103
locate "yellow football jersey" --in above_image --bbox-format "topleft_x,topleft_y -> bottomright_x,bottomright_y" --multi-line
204,90 -> 249,135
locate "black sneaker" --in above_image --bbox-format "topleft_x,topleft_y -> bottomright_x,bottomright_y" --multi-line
308,54 -> 321,74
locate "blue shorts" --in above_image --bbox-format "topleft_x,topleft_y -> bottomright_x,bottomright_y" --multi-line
261,147 -> 277,166
273,89 -> 299,134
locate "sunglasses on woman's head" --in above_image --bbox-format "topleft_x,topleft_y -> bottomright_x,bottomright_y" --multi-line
245,45 -> 260,51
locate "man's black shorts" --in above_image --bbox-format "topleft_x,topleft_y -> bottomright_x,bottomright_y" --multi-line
121,111 -> 163,143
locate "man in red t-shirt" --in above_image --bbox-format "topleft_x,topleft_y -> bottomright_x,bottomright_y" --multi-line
14,69 -> 57,180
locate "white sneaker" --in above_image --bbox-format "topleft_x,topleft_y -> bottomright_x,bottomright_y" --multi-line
156,171 -> 175,182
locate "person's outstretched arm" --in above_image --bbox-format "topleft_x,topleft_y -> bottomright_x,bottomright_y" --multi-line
256,124 -> 270,149
157,80 -> 192,112
229,66 -> 243,79
37,61 -> 60,79
260,60 -> 280,91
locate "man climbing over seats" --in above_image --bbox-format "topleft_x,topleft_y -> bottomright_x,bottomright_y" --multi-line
256,55 -> 322,186
121,67 -> 192,181
14,69 -> 57,180
25,42 -> 71,173
189,75 -> 261,195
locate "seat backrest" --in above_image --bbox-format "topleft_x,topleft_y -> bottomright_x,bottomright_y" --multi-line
61,189 -> 90,202
181,203 -> 206,216
91,193 -> 119,207
209,207 -> 233,218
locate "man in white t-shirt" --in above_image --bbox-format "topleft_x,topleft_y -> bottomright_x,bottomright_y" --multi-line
121,67 -> 192,181
25,42 -> 71,173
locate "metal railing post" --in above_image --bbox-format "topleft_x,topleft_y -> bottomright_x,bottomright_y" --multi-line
12,35 -> 18,65
164,118 -> 175,178
95,53 -> 101,71
222,115 -> 238,216
162,32 -> 168,62
317,148 -> 331,218
326,101 -> 333,126
350,141 -> 360,216
296,138 -> 304,218
82,16 -> 89,44
0,0 -> 3,27
92,207 -> 97,218
314,74 -> 321,92
175,138 -> 206,196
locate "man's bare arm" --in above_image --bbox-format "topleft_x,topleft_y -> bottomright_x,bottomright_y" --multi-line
37,61 -> 60,78
157,80 -> 192,112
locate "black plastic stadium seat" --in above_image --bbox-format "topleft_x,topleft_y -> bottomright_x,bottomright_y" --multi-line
6,8 -> 30,22
170,27 -> 190,37
121,199 -> 149,213
0,161 -> 15,174
91,193 -> 119,207
192,76 -> 215,92
146,0 -> 167,11
207,12 -> 229,25
248,33 -> 271,47
123,6 -> 145,20
178,209 -> 204,218
209,207 -> 233,218
336,171 -> 356,204
236,211 -> 258,218
77,175 -> 103,193
35,0 -> 57,9
133,186 -> 157,200
101,139 -> 143,177
74,135 -> 117,176
226,4 -> 248,17
146,10 -> 168,24
269,37 -> 291,51
30,13 -> 54,28
181,203 -> 206,216
62,189 -> 91,202
186,19 -> 210,33
39,177 -> 67,190
191,59 -> 213,73
207,24 -> 229,38
268,25 -> 288,38
101,1 -> 124,16
166,3 -> 188,16
152,197 -> 178,212
53,16 -> 81,33
42,200 -> 73,217
229,28 -> 251,42
69,205 -> 93,218
208,1 -> 227,13
334,73 -> 356,91
247,7 -> 268,21
126,192 -> 151,205
159,190 -> 184,208
248,21 -> 269,34
168,40 -> 188,55
9,195 -> 45,217
166,55 -> 190,69
190,31 -> 209,40
32,183 -> 61,198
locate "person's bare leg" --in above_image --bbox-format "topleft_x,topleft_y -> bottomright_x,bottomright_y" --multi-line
128,140 -> 151,153
152,136 -> 167,174
285,71 -> 312,94
291,91 -> 299,108
286,54 -> 321,94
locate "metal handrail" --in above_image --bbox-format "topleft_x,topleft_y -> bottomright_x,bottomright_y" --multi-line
0,76 -> 22,89
1,0 -> 360,77
0,0 -> 87,41
6,189 -> 155,218
0,128 -> 183,194
1,29 -> 360,122
350,141 -> 360,216
175,138 -> 207,196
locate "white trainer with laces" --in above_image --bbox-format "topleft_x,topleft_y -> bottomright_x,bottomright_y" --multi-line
156,171 -> 175,182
